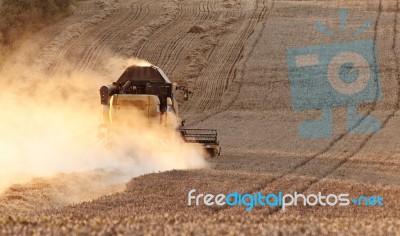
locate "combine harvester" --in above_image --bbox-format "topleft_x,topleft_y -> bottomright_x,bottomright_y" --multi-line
99,65 -> 221,157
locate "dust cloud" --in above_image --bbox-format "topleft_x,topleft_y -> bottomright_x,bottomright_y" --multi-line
0,56 -> 207,196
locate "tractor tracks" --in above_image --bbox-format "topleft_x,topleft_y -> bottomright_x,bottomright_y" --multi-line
181,0 -> 275,124
211,0 -> 400,215
36,0 -> 272,125
136,0 -> 231,82
129,0 -> 258,120
42,0 -> 187,76
253,0 -> 392,216
34,0 -> 119,74
135,0 -> 218,77
264,0 -> 400,216
198,0 -> 273,112
49,0 -> 150,74
117,0 -> 184,61
261,0 -> 399,216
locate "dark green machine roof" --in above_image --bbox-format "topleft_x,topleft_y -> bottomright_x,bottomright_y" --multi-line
116,65 -> 172,84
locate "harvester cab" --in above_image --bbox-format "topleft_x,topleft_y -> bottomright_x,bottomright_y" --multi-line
99,65 -> 221,157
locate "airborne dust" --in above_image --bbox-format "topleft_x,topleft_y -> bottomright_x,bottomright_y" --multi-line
0,54 -> 207,201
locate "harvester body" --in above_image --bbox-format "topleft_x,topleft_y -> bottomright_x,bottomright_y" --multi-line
99,65 -> 220,157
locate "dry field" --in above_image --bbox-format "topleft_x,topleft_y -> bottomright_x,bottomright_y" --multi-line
1,0 -> 400,235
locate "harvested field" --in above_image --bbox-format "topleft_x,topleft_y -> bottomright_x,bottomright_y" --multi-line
0,0 -> 399,235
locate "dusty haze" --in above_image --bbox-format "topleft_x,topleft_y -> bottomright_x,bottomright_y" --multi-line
0,56 -> 206,195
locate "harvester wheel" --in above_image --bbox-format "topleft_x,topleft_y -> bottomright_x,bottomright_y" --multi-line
207,149 -> 216,158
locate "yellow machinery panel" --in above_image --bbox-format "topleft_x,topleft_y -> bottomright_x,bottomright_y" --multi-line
109,94 -> 161,126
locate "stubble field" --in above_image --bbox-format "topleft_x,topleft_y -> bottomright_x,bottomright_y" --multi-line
0,0 -> 400,234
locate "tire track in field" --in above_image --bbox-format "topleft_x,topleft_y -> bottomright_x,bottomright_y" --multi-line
182,0 -> 274,125
259,0 -> 385,196
163,0 -> 219,75
110,0 -> 208,81
75,0 -> 104,15
48,0 -> 151,74
51,0 -> 186,75
254,0 -> 398,216
128,0 -> 242,104
10,1 -> 102,67
121,1 -> 190,67
34,0 -> 118,74
76,1 -> 149,72
189,14 -> 243,113
134,0 -> 219,79
211,0 -> 396,215
288,0 -> 400,204
228,0 -> 382,175
194,7 -> 261,113
134,0 -> 227,85
180,0 -> 271,117
237,0 -> 383,214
